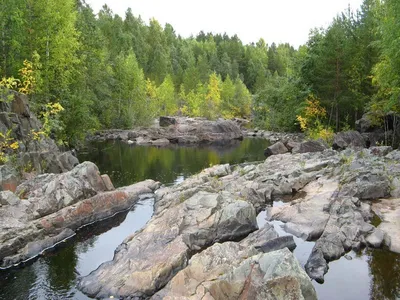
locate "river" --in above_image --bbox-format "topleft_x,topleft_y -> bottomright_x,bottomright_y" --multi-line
0,139 -> 399,299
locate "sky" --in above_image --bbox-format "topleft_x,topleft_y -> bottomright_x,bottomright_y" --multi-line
85,0 -> 364,48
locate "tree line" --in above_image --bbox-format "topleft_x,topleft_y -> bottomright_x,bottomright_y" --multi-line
0,0 -> 398,145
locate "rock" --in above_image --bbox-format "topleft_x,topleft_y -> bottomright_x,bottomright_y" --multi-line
0,165 -> 19,192
15,162 -> 107,218
356,113 -> 377,133
370,146 -> 393,157
372,199 -> 400,253
0,176 -> 159,268
159,116 -> 177,127
333,131 -> 365,150
305,196 -> 374,283
285,140 -> 300,152
101,174 -> 115,191
264,141 -> 289,157
207,248 -> 317,300
292,140 -> 328,154
267,179 -> 338,241
0,90 -> 79,188
256,235 -> 297,253
208,164 -> 230,177
0,190 -> 19,206
78,191 -> 258,299
136,136 -> 152,145
153,247 -> 317,300
90,117 -> 243,145
366,228 -> 385,248
151,138 -> 170,146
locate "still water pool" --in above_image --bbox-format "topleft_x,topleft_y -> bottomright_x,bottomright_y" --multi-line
0,139 -> 399,299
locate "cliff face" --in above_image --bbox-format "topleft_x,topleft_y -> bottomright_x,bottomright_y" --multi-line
0,90 -> 78,191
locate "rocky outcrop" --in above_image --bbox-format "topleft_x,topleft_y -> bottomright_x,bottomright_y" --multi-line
78,150 -> 338,298
0,90 -> 79,191
78,191 -> 258,299
372,198 -> 400,253
74,146 -> 400,297
91,117 -> 243,145
153,246 -> 317,300
264,141 -> 288,157
332,131 -> 365,150
0,161 -> 159,268
292,140 -> 328,154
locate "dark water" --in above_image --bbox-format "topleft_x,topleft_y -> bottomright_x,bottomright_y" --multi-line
1,139 -> 399,300
0,138 -> 268,299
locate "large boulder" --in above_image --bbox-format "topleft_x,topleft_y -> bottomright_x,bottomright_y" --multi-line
264,141 -> 289,157
356,113 -> 378,133
292,140 -> 328,154
78,191 -> 258,299
333,131 -> 365,150
152,246 -> 317,300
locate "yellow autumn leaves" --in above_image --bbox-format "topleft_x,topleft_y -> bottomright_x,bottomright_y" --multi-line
297,94 -> 334,144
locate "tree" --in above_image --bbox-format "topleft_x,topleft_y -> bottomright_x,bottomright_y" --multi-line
202,73 -> 221,119
157,74 -> 177,116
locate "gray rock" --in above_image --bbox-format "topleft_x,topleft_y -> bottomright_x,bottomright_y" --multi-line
153,247 -> 317,300
333,131 -> 365,150
356,113 -> 377,133
0,175 -> 159,268
366,228 -> 385,248
0,191 -> 19,206
264,141 -> 289,157
159,116 -> 177,127
78,191 -> 258,299
373,199 -> 400,253
256,235 -> 297,253
90,117 -> 243,145
151,138 -> 170,146
370,146 -> 393,157
101,174 -> 115,191
292,140 -> 328,154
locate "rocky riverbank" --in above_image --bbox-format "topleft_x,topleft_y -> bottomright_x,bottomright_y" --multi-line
89,116 -> 244,146
0,161 -> 159,268
76,146 -> 400,299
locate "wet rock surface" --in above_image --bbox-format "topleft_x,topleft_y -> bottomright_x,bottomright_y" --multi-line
0,161 -> 159,268
76,146 -> 400,299
90,117 -> 243,145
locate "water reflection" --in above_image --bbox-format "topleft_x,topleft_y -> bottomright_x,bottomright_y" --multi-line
78,139 -> 269,187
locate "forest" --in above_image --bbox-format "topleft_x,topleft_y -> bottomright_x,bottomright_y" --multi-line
0,0 -> 398,145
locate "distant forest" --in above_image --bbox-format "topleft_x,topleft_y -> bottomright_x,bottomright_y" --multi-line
0,0 -> 398,145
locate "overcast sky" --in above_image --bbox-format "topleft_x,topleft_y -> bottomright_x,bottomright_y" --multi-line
85,0 -> 364,47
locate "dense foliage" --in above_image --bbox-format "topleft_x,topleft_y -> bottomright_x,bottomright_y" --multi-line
0,0 -> 398,144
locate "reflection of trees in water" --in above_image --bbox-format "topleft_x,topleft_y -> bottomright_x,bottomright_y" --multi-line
78,138 -> 269,187
0,262 -> 37,300
75,211 -> 129,254
369,249 -> 400,299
